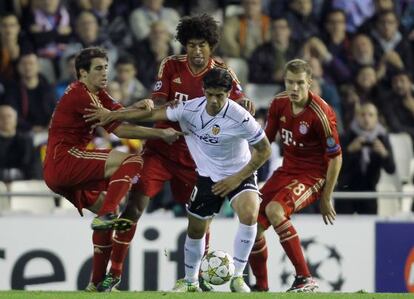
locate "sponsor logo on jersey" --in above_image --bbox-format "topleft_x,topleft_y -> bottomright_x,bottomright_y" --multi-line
153,80 -> 162,91
189,128 -> 219,144
299,121 -> 309,134
172,77 -> 182,84
280,116 -> 286,123
212,124 -> 220,135
174,92 -> 189,102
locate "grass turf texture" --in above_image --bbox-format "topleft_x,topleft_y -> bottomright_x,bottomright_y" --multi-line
0,292 -> 411,299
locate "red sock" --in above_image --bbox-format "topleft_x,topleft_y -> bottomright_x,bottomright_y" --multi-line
248,235 -> 269,290
109,223 -> 137,278
274,219 -> 310,277
204,230 -> 210,255
91,230 -> 113,285
98,156 -> 143,216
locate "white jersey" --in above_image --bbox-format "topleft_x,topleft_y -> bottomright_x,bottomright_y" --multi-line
166,97 -> 265,182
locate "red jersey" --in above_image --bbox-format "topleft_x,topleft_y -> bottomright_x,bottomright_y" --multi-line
266,91 -> 341,176
45,81 -> 122,161
149,54 -> 244,168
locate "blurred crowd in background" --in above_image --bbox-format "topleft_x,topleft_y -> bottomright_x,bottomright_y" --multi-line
1,0 -> 414,215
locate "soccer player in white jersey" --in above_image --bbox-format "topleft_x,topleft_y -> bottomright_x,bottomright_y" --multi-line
84,68 -> 272,292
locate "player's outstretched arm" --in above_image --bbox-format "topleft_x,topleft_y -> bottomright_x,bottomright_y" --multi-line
212,136 -> 271,197
113,124 -> 185,144
320,154 -> 342,225
84,103 -> 169,127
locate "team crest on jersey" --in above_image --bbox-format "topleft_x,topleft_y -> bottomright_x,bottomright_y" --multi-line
153,80 -> 162,91
212,124 -> 220,135
299,121 -> 309,134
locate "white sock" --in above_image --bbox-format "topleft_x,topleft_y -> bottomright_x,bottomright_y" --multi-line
184,235 -> 205,283
233,222 -> 257,277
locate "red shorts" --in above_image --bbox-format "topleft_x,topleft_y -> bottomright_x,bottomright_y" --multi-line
258,169 -> 325,229
44,147 -> 112,214
137,149 -> 196,203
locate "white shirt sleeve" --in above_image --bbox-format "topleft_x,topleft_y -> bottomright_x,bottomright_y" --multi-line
239,114 -> 266,145
165,101 -> 185,122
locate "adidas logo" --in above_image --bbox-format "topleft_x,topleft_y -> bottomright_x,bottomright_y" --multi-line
173,77 -> 182,84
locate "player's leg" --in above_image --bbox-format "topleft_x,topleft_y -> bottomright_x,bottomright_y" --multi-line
170,166 -> 214,291
265,177 -> 322,292
92,150 -> 143,230
248,224 -> 269,292
173,214 -> 210,292
229,190 -> 260,293
98,153 -> 170,292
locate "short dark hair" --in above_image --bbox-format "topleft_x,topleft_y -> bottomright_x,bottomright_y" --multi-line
75,47 -> 108,79
203,68 -> 232,91
175,14 -> 220,49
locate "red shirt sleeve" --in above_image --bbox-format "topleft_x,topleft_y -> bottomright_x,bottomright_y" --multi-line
314,104 -> 342,158
152,57 -> 172,99
264,99 -> 279,143
227,67 -> 244,100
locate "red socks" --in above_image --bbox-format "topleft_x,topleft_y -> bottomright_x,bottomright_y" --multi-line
275,219 -> 310,277
109,223 -> 137,278
98,155 -> 143,216
91,230 -> 113,285
249,235 -> 269,290
204,230 -> 210,255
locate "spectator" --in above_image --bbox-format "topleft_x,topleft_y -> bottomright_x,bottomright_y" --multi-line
348,33 -> 377,73
22,0 -> 71,76
285,0 -> 319,43
62,11 -> 118,79
354,65 -> 382,105
55,53 -> 76,99
358,0 -> 396,34
129,0 -> 180,42
220,0 -> 270,59
114,55 -> 148,106
337,102 -> 395,214
382,71 -> 414,145
371,10 -> 413,78
0,13 -> 33,81
248,16 -> 299,85
89,0 -> 132,49
129,20 -> 174,89
3,52 -> 55,132
331,0 -> 374,33
0,105 -> 42,182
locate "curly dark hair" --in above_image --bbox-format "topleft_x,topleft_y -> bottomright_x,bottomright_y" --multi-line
175,14 -> 220,49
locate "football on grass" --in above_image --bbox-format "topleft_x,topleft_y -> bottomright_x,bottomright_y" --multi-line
200,250 -> 235,285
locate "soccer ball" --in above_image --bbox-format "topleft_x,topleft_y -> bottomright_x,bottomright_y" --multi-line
200,250 -> 235,285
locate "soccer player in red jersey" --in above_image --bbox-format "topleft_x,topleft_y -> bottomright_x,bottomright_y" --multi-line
43,47 -> 183,291
248,59 -> 342,292
88,14 -> 255,292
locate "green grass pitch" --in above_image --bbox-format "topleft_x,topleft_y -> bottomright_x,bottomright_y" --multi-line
0,292 -> 411,299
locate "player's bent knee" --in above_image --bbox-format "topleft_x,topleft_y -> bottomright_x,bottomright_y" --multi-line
265,201 -> 285,224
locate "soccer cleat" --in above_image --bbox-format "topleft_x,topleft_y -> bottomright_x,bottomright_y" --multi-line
286,275 -> 319,293
172,279 -> 202,292
250,284 -> 269,292
84,282 -> 97,292
91,213 -> 133,231
230,276 -> 251,293
97,273 -> 121,292
199,276 -> 214,292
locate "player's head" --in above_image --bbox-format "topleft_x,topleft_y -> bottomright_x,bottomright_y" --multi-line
283,59 -> 312,105
75,47 -> 108,91
203,68 -> 232,114
176,14 -> 219,68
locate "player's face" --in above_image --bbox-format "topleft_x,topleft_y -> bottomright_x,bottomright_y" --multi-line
186,39 -> 211,69
82,57 -> 108,92
284,70 -> 311,106
204,87 -> 230,115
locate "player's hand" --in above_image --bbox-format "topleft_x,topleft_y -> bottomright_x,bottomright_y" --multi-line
319,198 -> 336,225
212,175 -> 242,197
164,100 -> 181,109
131,99 -> 154,111
84,103 -> 113,128
240,98 -> 256,116
160,128 -> 187,144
